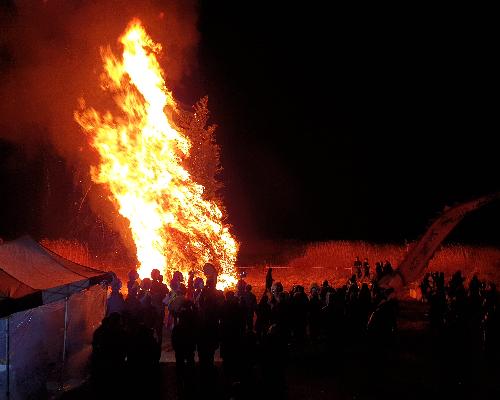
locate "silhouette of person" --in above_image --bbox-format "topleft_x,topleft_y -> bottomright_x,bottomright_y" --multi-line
375,262 -> 383,280
171,302 -> 196,387
266,268 -> 274,292
197,276 -> 223,384
383,260 -> 393,275
127,269 -> 140,297
363,258 -> 370,279
255,291 -> 271,342
353,256 -> 362,278
107,274 -> 125,316
241,284 -> 257,331
91,313 -> 127,388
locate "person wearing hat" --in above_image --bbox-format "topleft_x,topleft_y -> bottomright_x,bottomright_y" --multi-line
107,274 -> 125,316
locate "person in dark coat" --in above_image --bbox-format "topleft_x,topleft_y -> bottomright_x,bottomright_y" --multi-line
290,285 -> 309,344
382,260 -> 393,276
308,285 -> 322,341
319,280 -> 332,306
375,262 -> 383,281
255,291 -> 271,342
261,323 -> 288,399
241,284 -> 257,332
221,291 -> 246,382
197,277 -> 223,382
353,256 -> 362,278
171,301 -> 197,386
363,258 -> 370,279
150,268 -> 168,344
265,267 -> 274,292
107,275 -> 125,316
91,313 -> 127,388
127,322 -> 161,393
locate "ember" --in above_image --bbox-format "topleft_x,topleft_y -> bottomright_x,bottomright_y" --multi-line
75,19 -> 238,289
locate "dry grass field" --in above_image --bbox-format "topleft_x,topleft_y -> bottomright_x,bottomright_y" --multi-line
41,238 -> 499,296
241,240 -> 500,294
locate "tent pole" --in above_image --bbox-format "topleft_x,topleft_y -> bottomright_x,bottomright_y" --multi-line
6,317 -> 9,400
60,297 -> 68,391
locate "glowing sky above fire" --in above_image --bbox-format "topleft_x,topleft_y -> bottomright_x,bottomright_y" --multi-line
0,2 -> 497,246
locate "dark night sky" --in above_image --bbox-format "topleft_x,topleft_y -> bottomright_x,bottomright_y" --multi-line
0,1 -> 498,246
194,2 -> 499,244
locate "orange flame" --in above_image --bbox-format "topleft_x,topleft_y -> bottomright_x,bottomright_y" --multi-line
75,19 -> 238,289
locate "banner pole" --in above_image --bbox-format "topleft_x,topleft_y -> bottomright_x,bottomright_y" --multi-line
6,316 -> 10,400
60,297 -> 69,392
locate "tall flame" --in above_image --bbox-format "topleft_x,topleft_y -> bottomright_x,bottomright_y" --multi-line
75,20 -> 238,289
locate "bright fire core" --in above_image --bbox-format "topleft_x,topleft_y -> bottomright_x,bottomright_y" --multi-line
75,20 -> 238,289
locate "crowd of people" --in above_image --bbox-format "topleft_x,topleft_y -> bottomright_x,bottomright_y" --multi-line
93,257 -> 400,397
352,256 -> 394,280
91,258 -> 500,398
420,270 -> 500,365
91,269 -> 166,394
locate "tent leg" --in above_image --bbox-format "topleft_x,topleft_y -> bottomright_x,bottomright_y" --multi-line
6,317 -> 9,400
60,297 -> 68,392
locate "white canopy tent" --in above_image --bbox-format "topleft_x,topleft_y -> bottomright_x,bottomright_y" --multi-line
0,236 -> 111,399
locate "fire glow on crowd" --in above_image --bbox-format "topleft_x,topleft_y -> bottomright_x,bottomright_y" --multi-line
75,20 -> 238,290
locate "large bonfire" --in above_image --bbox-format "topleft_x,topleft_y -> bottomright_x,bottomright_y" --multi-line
75,19 -> 238,289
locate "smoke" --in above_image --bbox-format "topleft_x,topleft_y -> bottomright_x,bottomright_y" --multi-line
0,0 -> 199,248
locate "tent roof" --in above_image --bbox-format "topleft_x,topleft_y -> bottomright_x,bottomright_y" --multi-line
0,236 -> 111,317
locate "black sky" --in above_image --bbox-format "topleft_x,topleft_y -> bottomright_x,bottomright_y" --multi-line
0,1 -> 498,246
193,2 -> 499,244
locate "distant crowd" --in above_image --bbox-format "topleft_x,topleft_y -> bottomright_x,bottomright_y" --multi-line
351,256 -> 394,280
420,270 -> 500,365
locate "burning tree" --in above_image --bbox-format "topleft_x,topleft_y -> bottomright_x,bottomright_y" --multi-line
176,96 -> 223,202
74,19 -> 238,289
